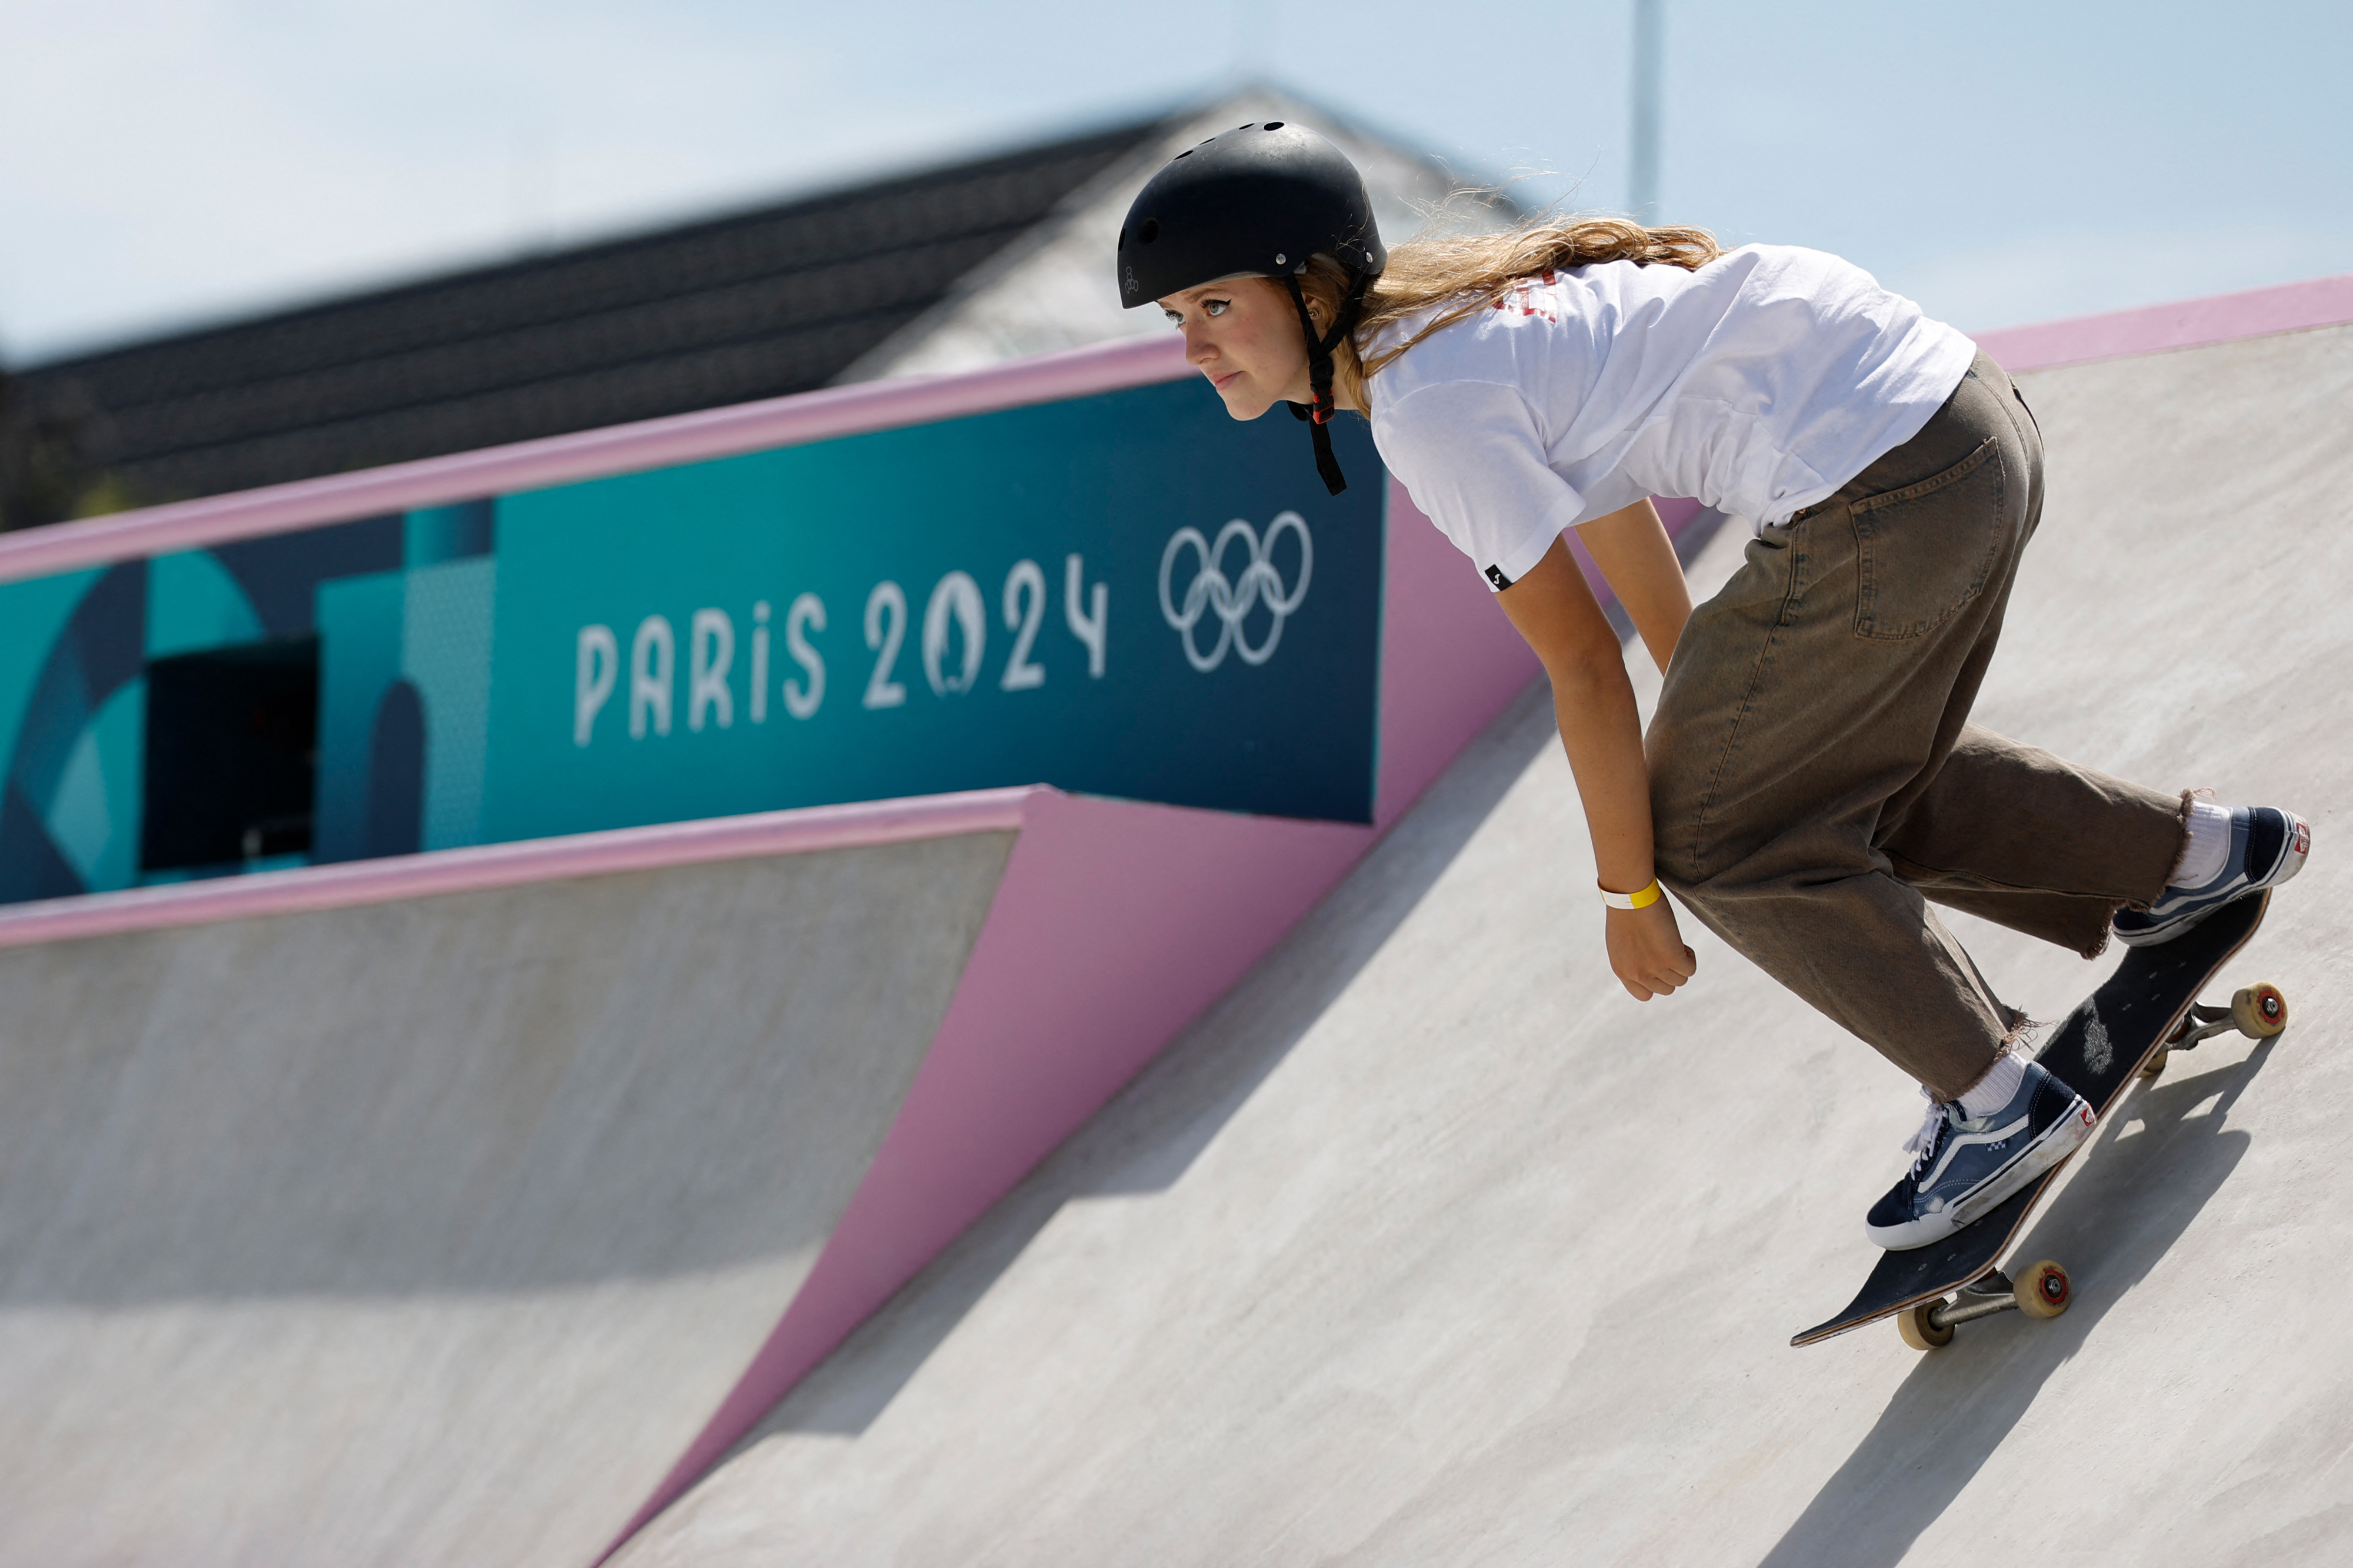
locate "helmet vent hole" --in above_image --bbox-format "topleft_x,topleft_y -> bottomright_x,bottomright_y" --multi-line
1174,149 -> 1191,159
1138,219 -> 1159,244
1262,121 -> 1284,131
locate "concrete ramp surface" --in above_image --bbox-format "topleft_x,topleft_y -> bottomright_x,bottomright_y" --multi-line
0,833 -> 1011,1566
615,321 -> 2353,1564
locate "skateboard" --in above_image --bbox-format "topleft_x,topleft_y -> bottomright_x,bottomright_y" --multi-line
1792,889 -> 2287,1350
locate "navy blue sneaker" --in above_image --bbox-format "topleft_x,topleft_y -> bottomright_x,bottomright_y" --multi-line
2114,806 -> 2311,948
1865,1059 -> 2097,1250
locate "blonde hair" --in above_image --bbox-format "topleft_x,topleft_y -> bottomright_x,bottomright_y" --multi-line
1296,213 -> 1722,411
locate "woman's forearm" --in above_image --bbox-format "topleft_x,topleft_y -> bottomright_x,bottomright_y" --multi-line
1548,652 -> 1656,892
1495,535 -> 1697,1000
1494,535 -> 1661,890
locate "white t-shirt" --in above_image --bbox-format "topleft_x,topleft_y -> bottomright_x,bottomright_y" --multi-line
1365,244 -> 1977,590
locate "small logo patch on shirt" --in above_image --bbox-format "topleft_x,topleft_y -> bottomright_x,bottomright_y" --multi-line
1489,271 -> 1561,323
1484,564 -> 1514,591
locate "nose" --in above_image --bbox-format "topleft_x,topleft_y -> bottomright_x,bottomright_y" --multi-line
1182,322 -> 1216,367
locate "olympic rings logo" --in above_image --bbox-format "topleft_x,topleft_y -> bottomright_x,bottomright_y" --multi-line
1157,512 -> 1314,673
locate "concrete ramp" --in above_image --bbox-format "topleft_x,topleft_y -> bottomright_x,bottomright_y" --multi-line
614,319 -> 2353,1564
0,832 -> 1011,1567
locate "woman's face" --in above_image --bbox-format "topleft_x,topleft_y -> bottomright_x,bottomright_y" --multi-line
1159,276 -> 1311,421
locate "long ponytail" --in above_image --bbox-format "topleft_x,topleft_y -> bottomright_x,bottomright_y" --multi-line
1296,212 -> 1722,409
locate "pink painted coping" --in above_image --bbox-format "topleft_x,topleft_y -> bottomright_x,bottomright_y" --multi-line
609,486 -> 1704,1552
0,788 -> 1036,950
1976,271 -> 2353,373
0,332 -> 1192,585
602,473 -> 1548,1557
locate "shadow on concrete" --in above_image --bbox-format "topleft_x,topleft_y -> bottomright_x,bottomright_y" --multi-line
1757,1030 -> 2284,1567
766,676 -> 1564,1439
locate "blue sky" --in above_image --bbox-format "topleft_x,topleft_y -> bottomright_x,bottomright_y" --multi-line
3,0 -> 2348,363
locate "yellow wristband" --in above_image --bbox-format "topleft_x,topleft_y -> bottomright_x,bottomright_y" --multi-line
1599,878 -> 1662,911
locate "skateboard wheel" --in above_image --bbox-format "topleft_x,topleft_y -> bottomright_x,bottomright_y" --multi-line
2232,983 -> 2287,1039
1898,1301 -> 1954,1351
2015,1259 -> 2071,1319
2139,1047 -> 2169,1080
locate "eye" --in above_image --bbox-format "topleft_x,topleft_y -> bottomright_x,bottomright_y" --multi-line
1162,308 -> 1184,326
1202,298 -> 1231,317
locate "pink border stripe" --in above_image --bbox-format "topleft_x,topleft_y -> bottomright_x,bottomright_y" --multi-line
0,787 -> 1034,950
0,333 -> 1189,585
616,790 -> 1379,1550
601,478 -> 1554,1556
605,482 -> 1712,1556
1977,271 -> 2353,373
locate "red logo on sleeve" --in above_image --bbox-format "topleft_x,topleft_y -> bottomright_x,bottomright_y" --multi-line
1491,272 -> 1561,323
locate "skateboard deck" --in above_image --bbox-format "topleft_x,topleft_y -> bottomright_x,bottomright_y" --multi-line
1792,889 -> 2278,1348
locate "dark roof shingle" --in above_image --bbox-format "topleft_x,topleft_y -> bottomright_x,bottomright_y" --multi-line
15,116 -> 1160,505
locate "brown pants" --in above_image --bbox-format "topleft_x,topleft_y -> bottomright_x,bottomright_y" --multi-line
1647,352 -> 2188,1100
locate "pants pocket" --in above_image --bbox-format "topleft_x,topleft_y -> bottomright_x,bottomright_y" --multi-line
1851,436 -> 2006,641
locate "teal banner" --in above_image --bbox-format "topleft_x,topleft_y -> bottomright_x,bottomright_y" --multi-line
0,378 -> 1387,904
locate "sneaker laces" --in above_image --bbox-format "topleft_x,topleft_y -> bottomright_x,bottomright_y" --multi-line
1902,1089 -> 1953,1173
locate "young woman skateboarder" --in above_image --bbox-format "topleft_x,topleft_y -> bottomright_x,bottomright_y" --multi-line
1115,121 -> 2311,1249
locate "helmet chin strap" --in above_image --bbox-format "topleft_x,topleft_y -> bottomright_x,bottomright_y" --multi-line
1284,269 -> 1374,496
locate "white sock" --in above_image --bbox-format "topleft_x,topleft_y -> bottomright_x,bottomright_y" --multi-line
2172,799 -> 2234,889
1957,1052 -> 2027,1120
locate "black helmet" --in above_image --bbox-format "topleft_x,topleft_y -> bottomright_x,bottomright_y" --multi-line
1117,121 -> 1385,305
1117,122 -> 1385,495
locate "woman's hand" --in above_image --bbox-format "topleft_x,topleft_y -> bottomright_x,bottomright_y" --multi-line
1606,898 -> 1698,1000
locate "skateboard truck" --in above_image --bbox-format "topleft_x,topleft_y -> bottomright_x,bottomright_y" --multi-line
1897,1263 -> 2073,1350
2139,982 -> 2288,1080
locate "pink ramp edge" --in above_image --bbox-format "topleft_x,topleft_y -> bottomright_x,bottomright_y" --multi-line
1974,271 -> 2353,373
0,332 -> 1191,586
609,479 -> 1568,1552
605,489 -> 1714,1553
626,788 -> 1378,1531
0,789 -> 1036,950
